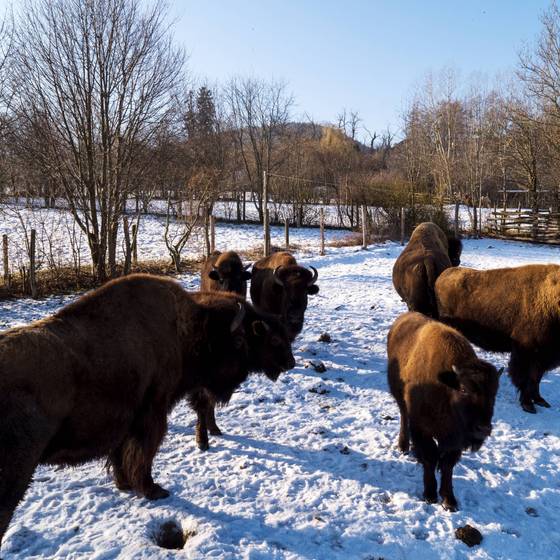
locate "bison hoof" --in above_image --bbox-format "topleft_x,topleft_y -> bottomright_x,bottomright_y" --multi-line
424,492 -> 438,504
442,498 -> 458,512
534,397 -> 551,408
144,484 -> 170,500
197,440 -> 210,451
521,402 -> 537,414
209,426 -> 223,436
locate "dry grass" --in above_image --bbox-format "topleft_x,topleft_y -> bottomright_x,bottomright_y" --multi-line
0,258 -> 202,301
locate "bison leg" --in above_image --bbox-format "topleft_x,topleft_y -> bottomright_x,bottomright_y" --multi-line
509,345 -> 536,413
195,406 -> 210,451
206,404 -> 222,436
530,368 -> 550,408
0,396 -> 55,546
410,426 -> 438,504
397,404 -> 410,454
117,400 -> 170,500
438,449 -> 461,512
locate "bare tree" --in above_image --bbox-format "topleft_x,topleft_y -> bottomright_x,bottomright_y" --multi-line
225,77 -> 293,221
8,0 -> 184,281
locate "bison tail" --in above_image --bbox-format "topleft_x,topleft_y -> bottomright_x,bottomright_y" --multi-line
423,258 -> 439,318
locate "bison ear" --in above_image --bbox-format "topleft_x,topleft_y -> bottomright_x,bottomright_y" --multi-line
252,320 -> 270,337
307,284 -> 319,295
438,369 -> 461,390
208,270 -> 220,281
242,270 -> 252,281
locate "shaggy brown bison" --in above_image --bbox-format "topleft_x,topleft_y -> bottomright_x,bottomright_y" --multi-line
436,264 -> 560,413
200,250 -> 251,297
0,274 -> 294,547
387,312 -> 500,511
250,251 -> 319,341
197,250 -> 252,448
392,222 -> 462,317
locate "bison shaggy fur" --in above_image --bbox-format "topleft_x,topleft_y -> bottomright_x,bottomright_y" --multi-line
0,274 -> 294,546
200,250 -> 251,298
250,251 -> 319,341
392,222 -> 462,317
436,263 -> 560,413
387,312 -> 500,511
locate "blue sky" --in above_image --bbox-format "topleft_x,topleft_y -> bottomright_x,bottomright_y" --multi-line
169,0 -> 551,138
0,0 -> 551,138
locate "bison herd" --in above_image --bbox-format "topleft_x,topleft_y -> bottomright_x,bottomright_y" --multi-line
0,224 -> 558,548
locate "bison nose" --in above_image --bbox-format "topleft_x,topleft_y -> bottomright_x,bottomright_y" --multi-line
286,355 -> 296,370
474,424 -> 492,438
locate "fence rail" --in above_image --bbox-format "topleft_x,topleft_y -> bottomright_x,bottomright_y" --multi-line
486,208 -> 560,243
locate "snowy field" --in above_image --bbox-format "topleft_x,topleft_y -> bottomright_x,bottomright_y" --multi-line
0,204 -> 350,275
1,238 -> 560,559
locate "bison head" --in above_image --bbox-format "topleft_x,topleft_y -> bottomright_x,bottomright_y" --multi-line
272,265 -> 319,338
230,303 -> 295,381
209,262 -> 252,296
438,361 -> 501,451
447,237 -> 463,267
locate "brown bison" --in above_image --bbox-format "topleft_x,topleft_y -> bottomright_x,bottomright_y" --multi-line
250,251 -> 319,341
0,274 -> 294,547
196,250 -> 252,449
200,250 -> 251,298
387,312 -> 500,511
392,222 -> 462,317
436,264 -> 560,413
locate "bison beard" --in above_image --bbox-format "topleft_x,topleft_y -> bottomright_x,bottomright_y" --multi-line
387,312 -> 500,511
436,264 -> 559,413
392,222 -> 462,318
250,251 -> 319,342
0,274 -> 294,547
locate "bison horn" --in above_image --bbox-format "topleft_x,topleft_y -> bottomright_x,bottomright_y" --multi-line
273,266 -> 284,286
230,302 -> 246,333
307,266 -> 318,286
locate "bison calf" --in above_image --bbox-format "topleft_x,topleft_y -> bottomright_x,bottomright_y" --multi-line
197,250 -> 252,447
387,312 -> 500,511
0,274 -> 294,547
392,222 -> 462,317
250,251 -> 319,341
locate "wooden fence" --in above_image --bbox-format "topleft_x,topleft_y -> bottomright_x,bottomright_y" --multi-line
486,207 -> 560,244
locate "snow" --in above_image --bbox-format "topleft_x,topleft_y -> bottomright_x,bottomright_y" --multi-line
1,237 -> 560,559
0,204 -> 350,275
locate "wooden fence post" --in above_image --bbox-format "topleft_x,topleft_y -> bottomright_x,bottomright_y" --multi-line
361,205 -> 368,250
2,234 -> 9,289
210,215 -> 216,253
400,207 -> 405,246
263,171 -> 270,256
284,217 -> 289,249
454,202 -> 460,237
29,228 -> 37,298
320,208 -> 325,256
123,216 -> 132,275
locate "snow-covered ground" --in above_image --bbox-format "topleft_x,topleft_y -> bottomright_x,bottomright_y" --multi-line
0,205 -> 350,275
1,238 -> 560,559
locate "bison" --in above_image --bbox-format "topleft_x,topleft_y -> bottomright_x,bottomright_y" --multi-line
200,250 -> 251,298
436,264 -> 560,413
392,222 -> 462,317
250,251 -> 319,341
0,274 -> 294,547
196,250 -> 252,448
387,312 -> 501,511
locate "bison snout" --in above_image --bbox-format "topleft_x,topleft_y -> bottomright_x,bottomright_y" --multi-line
286,355 -> 296,370
473,424 -> 492,439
